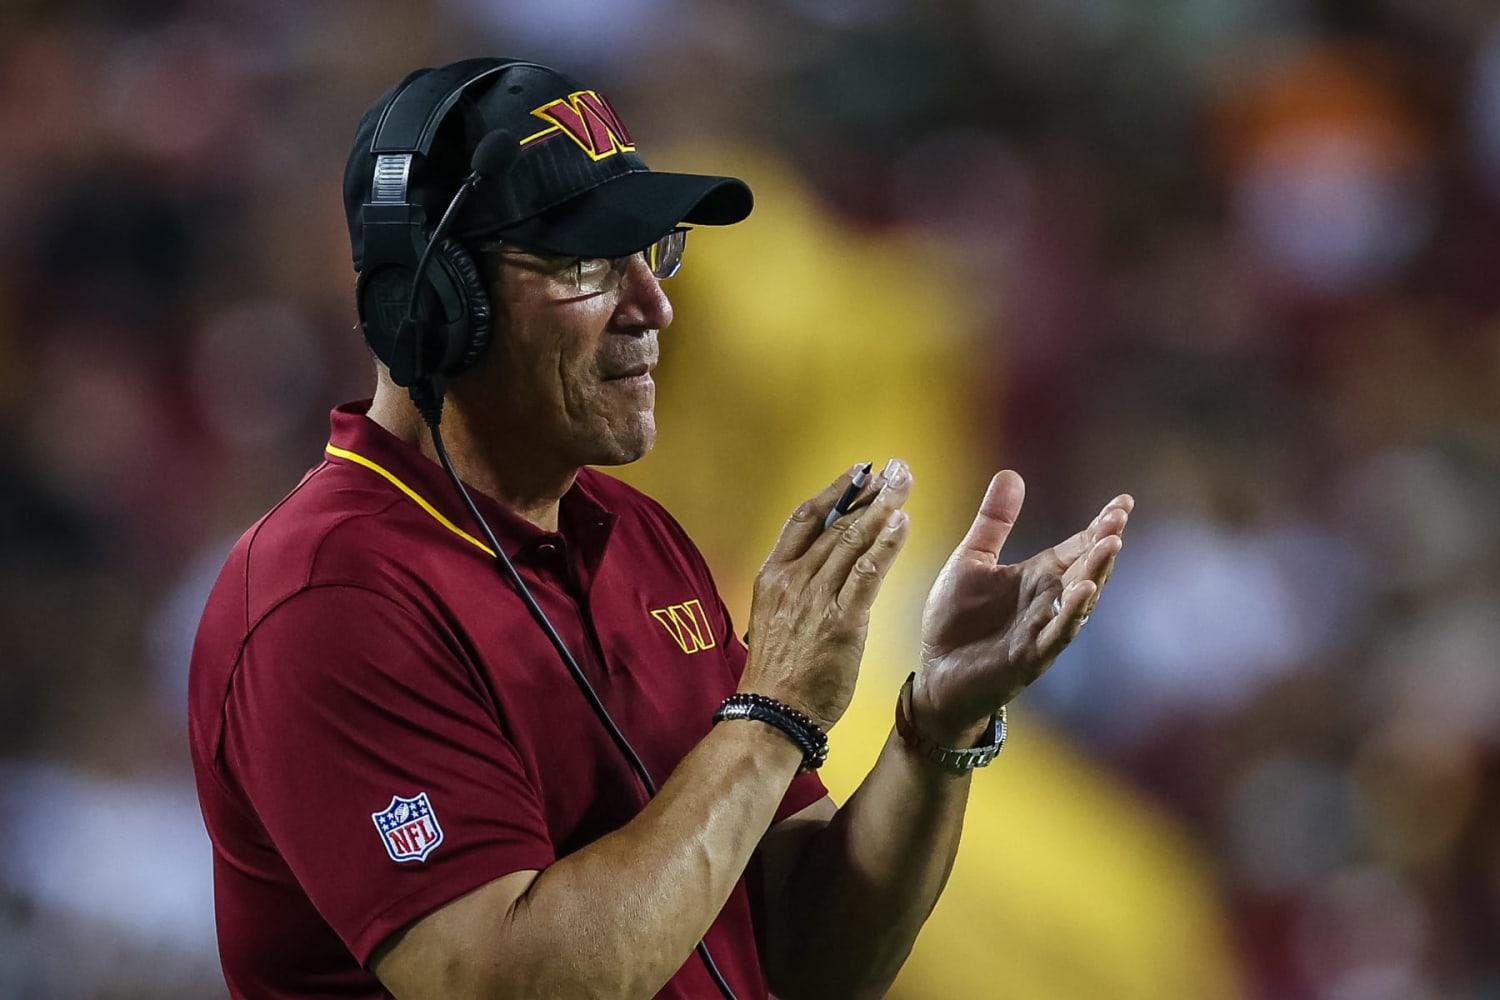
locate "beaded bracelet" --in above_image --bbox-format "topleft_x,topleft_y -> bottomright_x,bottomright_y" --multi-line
713,693 -> 830,772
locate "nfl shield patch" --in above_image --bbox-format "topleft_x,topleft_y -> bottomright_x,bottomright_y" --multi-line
371,792 -> 444,863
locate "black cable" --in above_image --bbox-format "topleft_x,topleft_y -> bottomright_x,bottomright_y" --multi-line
401,172 -> 476,329
394,132 -> 513,391
423,411 -> 741,1000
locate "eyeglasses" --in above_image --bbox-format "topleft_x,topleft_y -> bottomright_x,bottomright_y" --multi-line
482,227 -> 689,297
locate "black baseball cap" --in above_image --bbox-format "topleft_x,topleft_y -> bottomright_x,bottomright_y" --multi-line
344,58 -> 754,269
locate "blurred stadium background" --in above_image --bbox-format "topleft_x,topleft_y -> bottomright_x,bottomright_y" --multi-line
2,1 -> 1498,997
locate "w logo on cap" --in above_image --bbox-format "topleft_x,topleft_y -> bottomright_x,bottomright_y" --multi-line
650,599 -> 717,655
521,90 -> 636,161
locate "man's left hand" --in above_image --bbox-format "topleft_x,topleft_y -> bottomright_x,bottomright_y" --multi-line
911,471 -> 1133,746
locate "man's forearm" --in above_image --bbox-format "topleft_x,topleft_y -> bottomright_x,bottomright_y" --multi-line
515,723 -> 802,995
376,721 -> 802,1000
768,726 -> 977,1000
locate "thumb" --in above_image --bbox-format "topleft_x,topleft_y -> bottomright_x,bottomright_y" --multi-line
952,471 -> 1024,563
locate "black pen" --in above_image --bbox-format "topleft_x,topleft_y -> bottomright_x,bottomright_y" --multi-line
824,463 -> 873,531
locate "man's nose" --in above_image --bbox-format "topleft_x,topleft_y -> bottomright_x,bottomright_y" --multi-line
615,254 -> 674,331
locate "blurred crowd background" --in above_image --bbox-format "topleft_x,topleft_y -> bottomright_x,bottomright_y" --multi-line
2,0 -> 1499,997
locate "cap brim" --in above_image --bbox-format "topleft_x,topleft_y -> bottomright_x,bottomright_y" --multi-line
482,170 -> 752,258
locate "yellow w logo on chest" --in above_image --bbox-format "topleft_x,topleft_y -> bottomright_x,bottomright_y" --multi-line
649,599 -> 717,654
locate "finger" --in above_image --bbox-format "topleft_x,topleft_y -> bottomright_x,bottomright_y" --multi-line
953,470 -> 1025,564
812,459 -> 914,588
824,474 -> 887,524
1087,534 -> 1124,591
1048,494 -> 1132,569
1059,531 -> 1124,592
765,463 -> 868,564
835,509 -> 910,611
1036,579 -> 1097,654
1041,528 -> 1125,647
1086,542 -> 1122,599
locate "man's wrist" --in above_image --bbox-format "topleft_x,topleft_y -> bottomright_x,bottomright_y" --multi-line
714,710 -> 807,755
714,693 -> 830,771
897,673 -> 1006,773
909,671 -> 992,749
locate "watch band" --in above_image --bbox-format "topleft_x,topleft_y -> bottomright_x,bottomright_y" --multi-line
894,672 -> 1006,773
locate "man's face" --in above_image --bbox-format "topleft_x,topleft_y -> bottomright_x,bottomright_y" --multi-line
455,250 -> 675,469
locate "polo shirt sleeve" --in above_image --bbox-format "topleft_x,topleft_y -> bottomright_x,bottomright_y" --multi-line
221,584 -> 555,966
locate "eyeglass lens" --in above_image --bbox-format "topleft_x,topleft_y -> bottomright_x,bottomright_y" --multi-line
645,228 -> 687,280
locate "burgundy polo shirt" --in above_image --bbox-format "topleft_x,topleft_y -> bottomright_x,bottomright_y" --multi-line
188,401 -> 827,999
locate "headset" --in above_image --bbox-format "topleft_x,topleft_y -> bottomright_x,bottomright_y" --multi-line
355,57 -> 536,405
354,59 -> 742,1000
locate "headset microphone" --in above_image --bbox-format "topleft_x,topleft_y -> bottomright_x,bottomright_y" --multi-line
467,130 -> 520,185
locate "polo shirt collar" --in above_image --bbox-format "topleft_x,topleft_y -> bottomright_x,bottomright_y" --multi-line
325,401 -> 616,575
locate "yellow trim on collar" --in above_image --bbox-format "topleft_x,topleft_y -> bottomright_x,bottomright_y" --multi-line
324,444 -> 495,557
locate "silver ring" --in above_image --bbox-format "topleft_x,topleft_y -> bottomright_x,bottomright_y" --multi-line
1052,595 -> 1090,626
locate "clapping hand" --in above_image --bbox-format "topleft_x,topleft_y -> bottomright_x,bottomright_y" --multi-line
912,471 -> 1133,745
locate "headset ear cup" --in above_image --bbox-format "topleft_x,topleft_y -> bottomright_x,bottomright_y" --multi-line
433,238 -> 492,374
356,264 -> 413,369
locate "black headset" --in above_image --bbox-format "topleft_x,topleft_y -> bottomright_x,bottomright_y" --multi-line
355,57 -> 539,398
351,58 -> 743,1000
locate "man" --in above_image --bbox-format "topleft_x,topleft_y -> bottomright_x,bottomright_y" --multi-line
188,57 -> 1131,1000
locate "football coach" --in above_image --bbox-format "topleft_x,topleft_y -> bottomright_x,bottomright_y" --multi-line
188,56 -> 1132,1000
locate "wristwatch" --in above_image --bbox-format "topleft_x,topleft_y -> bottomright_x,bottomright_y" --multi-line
894,672 -> 1006,774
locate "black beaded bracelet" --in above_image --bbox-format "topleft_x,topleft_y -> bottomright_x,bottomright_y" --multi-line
713,693 -> 829,772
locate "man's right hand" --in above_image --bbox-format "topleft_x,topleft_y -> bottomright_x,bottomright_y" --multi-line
740,460 -> 913,732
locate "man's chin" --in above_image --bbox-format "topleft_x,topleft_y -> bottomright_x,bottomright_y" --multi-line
586,419 -> 655,467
